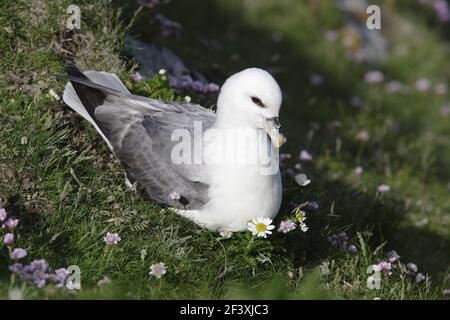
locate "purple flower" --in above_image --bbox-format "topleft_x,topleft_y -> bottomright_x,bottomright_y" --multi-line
364,71 -> 384,85
299,150 -> 313,161
3,218 -> 19,230
406,262 -> 418,274
415,273 -> 426,283
153,14 -> 182,39
131,72 -> 143,82
385,80 -> 403,93
328,232 -> 349,251
309,73 -> 324,86
415,78 -> 431,92
386,250 -> 400,263
434,83 -> 447,95
54,268 -> 70,287
10,248 -> 27,260
3,233 -> 14,245
278,220 -> 296,233
305,201 -> 319,211
205,83 -> 220,93
348,244 -> 358,253
9,263 -> 23,273
0,208 -> 7,222
433,0 -> 450,22
104,232 -> 121,245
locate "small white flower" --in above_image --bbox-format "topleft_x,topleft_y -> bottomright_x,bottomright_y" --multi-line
299,150 -> 313,161
294,173 -> 311,186
247,217 -> 275,238
184,95 -> 191,102
149,262 -> 167,279
354,166 -> 364,175
219,230 -> 233,239
299,223 -> 309,232
169,191 -> 181,200
158,69 -> 167,75
377,184 -> 391,193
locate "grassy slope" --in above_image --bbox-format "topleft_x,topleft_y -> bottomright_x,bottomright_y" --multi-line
0,0 -> 448,299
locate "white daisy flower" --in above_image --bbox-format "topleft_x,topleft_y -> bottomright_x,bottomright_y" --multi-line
149,262 -> 167,279
158,69 -> 167,75
247,217 -> 275,238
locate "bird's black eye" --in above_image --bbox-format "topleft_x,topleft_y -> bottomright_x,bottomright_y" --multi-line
251,96 -> 265,107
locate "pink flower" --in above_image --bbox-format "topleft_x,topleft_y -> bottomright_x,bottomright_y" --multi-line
378,184 -> 391,193
434,83 -> 447,95
3,218 -> 19,230
299,150 -> 313,161
169,191 -> 181,200
415,78 -> 431,92
278,220 -> 296,233
433,0 -> 450,22
131,72 -> 143,82
364,71 -> 384,85
354,166 -> 364,175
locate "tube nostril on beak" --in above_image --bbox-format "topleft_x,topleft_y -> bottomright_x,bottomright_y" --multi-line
269,117 -> 282,130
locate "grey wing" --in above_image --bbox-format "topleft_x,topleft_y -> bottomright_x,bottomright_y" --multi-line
95,96 -> 215,209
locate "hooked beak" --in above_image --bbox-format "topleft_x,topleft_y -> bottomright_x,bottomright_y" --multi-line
264,117 -> 286,148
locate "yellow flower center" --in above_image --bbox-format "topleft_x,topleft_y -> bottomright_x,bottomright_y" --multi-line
255,223 -> 267,232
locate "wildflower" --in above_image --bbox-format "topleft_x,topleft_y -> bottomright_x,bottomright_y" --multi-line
309,73 -> 324,86
348,244 -> 358,253
355,130 -> 370,142
169,191 -> 181,200
54,268 -> 70,288
377,261 -> 392,271
385,80 -> 403,93
305,201 -> 319,211
149,262 -> 167,279
10,248 -> 27,260
205,83 -> 220,93
325,30 -> 338,42
328,232 -> 349,250
158,69 -> 167,75
377,184 -> 390,193
9,263 -> 23,273
443,289 -> 450,298
434,83 -> 447,95
131,72 -> 143,82
415,273 -> 426,283
278,220 -> 296,233
440,105 -> 450,117
97,275 -> 111,287
247,217 -> 275,238
299,223 -> 309,232
364,71 -> 384,85
0,208 -> 7,222
103,232 -> 121,245
3,218 -> 19,230
184,95 -> 191,102
433,0 -> 450,22
219,230 -> 233,239
294,173 -> 311,186
386,250 -> 400,263
294,163 -> 302,170
406,262 -> 418,274
3,233 -> 14,245
20,136 -> 28,145
299,150 -> 312,161
354,166 -> 364,175
415,78 -> 431,92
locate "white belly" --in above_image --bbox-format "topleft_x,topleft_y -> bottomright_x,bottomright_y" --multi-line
196,128 -> 282,231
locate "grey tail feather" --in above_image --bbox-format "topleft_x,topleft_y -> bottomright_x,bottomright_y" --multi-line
65,63 -> 110,137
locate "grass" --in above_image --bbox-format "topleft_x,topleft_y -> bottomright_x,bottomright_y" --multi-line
0,0 -> 449,299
